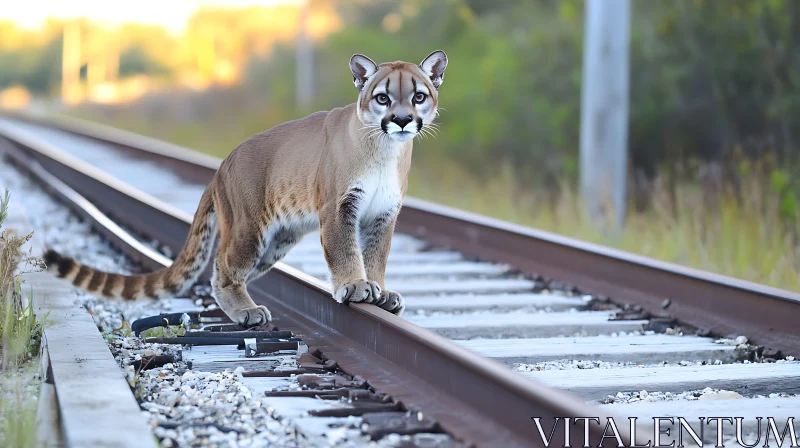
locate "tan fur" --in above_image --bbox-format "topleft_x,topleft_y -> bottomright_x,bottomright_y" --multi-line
45,50 -> 448,326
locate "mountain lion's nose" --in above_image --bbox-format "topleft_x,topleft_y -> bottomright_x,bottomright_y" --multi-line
391,115 -> 413,130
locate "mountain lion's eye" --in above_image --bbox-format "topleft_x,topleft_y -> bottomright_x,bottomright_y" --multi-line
375,94 -> 389,105
414,92 -> 427,104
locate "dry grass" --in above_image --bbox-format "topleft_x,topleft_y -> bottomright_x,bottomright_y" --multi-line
408,162 -> 799,290
0,189 -> 46,448
0,364 -> 39,448
64,110 -> 800,292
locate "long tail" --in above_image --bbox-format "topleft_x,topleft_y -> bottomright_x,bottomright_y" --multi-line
43,187 -> 218,301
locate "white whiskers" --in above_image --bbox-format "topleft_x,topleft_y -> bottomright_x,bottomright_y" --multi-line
359,125 -> 386,142
416,121 -> 441,140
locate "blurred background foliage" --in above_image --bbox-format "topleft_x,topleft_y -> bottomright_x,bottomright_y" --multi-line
1,0 -> 798,288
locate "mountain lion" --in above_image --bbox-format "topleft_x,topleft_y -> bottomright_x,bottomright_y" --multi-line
44,50 -> 448,327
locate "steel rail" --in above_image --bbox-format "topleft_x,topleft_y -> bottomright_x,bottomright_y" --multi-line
0,117 -> 625,448
396,199 -> 800,355
9,110 -> 798,356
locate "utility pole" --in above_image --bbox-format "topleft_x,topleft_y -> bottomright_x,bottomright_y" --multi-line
61,21 -> 82,105
106,40 -> 119,83
86,29 -> 106,91
296,0 -> 313,109
578,0 -> 631,230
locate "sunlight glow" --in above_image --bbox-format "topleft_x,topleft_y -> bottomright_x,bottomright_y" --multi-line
2,0 -> 304,34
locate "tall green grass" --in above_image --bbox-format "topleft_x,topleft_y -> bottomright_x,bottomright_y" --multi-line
0,190 -> 45,448
408,161 -> 799,290
65,109 -> 800,292
0,365 -> 39,448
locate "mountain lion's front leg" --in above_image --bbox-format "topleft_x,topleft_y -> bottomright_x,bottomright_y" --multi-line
361,208 -> 404,315
320,188 -> 382,306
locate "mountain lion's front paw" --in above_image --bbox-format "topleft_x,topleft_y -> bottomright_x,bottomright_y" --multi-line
333,280 -> 381,305
231,305 -> 272,327
377,290 -> 404,316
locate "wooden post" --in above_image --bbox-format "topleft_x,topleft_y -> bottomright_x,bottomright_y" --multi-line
61,21 -> 82,105
86,31 -> 106,91
296,0 -> 314,109
579,0 -> 631,229
107,42 -> 119,82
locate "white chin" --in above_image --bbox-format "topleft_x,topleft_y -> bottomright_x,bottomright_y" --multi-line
389,131 -> 415,142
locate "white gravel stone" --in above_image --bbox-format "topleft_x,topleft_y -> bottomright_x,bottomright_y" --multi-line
514,360 -> 640,371
595,386 -> 798,405
698,389 -> 743,400
512,358 -> 736,372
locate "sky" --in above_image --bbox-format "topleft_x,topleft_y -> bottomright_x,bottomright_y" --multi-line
2,0 -> 304,34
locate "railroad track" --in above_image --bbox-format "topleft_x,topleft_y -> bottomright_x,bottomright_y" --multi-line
1,111 -> 799,448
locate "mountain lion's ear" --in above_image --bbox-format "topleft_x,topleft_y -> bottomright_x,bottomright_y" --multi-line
350,54 -> 378,91
419,50 -> 447,89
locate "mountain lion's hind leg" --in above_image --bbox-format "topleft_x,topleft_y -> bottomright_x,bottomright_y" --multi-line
212,222 -> 271,327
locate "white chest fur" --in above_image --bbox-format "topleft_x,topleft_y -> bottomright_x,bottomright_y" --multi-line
356,150 -> 402,223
